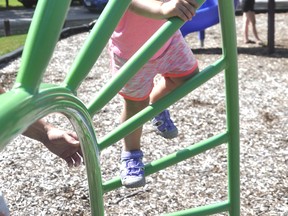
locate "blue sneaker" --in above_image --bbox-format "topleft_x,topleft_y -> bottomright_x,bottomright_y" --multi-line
152,109 -> 178,139
120,150 -> 145,188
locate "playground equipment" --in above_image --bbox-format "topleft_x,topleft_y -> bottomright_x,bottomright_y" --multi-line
0,0 -> 240,215
181,0 -> 219,47
180,0 -> 239,47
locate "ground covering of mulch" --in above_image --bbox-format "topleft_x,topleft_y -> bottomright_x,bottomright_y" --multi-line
0,12 -> 287,216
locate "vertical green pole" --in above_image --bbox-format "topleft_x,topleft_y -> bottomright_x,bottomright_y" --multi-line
15,0 -> 71,94
218,0 -> 240,215
70,112 -> 104,216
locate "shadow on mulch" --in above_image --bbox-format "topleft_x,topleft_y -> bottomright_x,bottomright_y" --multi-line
192,47 -> 288,58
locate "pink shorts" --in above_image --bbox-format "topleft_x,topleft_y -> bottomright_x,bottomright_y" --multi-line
111,31 -> 198,101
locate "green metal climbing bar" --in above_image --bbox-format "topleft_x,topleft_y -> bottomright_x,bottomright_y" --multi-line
0,0 -> 240,215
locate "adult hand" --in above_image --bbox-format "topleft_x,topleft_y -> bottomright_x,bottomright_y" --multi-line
44,127 -> 83,167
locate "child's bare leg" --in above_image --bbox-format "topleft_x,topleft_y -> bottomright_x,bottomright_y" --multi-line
121,97 -> 149,151
150,68 -> 199,103
149,70 -> 198,139
120,98 -> 149,188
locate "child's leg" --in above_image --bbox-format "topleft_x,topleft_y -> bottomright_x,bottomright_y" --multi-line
120,97 -> 149,188
121,97 -> 149,151
150,68 -> 199,104
150,70 -> 199,139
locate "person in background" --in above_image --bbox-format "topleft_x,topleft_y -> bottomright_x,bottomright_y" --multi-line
241,0 -> 264,45
109,0 -> 200,188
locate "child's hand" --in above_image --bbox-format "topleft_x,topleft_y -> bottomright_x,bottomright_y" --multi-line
129,0 -> 199,21
161,0 -> 199,21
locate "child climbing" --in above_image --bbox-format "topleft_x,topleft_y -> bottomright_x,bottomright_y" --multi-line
109,0 -> 200,188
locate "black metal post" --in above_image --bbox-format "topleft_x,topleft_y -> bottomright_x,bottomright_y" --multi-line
4,19 -> 11,36
5,0 -> 9,8
268,0 -> 275,54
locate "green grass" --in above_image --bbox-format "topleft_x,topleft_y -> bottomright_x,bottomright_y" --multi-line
0,0 -> 82,8
0,34 -> 27,56
0,0 -> 82,56
0,0 -> 27,56
0,0 -> 23,9
0,0 -> 26,56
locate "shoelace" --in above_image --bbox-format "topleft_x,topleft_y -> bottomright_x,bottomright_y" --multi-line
123,159 -> 144,176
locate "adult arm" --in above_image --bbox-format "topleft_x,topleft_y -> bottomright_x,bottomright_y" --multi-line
22,120 -> 82,167
0,86 -> 83,167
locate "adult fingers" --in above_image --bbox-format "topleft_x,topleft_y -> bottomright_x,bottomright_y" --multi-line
71,153 -> 82,167
65,153 -> 82,167
65,156 -> 74,168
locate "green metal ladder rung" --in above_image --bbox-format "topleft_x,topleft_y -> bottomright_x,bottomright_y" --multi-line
102,131 -> 228,193
163,200 -> 230,216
